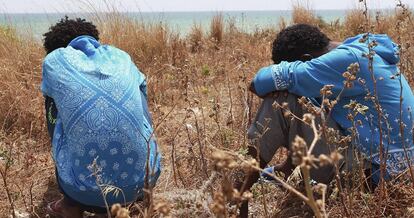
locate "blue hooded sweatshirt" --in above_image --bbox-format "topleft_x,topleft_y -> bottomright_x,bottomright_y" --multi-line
253,34 -> 414,184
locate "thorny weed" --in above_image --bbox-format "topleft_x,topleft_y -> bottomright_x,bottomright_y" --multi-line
88,157 -> 128,218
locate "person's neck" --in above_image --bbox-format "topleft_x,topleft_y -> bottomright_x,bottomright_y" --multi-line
327,41 -> 341,52
311,41 -> 341,58
302,41 -> 342,61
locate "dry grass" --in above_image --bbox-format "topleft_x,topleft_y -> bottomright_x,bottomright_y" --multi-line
189,23 -> 203,52
1,3 -> 414,218
0,26 -> 44,136
292,3 -> 321,27
343,9 -> 366,36
210,13 -> 224,44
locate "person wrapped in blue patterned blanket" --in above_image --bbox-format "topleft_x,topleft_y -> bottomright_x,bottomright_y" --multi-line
41,17 -> 161,217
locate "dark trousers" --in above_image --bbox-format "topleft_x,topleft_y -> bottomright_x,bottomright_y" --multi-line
247,93 -> 350,184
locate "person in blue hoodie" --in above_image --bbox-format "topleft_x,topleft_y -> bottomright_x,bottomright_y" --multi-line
41,17 -> 161,217
237,24 -> 414,217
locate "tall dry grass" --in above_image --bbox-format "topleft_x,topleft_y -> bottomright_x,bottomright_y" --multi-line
292,4 -> 320,26
0,3 -> 414,217
0,26 -> 44,136
0,25 -> 50,218
189,22 -> 203,52
343,9 -> 366,36
210,13 -> 224,44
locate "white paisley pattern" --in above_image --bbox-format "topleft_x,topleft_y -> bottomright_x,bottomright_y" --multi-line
41,36 -> 161,207
270,64 -> 289,90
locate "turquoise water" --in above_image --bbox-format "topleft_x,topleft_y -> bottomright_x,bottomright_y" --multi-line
0,10 -> 347,39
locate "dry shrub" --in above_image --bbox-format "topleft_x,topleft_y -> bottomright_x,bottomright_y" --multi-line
343,9 -> 366,36
0,26 -> 19,57
278,17 -> 288,30
226,17 -> 239,35
170,32 -> 187,66
342,9 -> 400,39
291,4 -> 320,27
321,19 -> 343,41
327,183 -> 414,217
96,13 -> 175,67
210,13 -> 224,44
189,23 -> 204,52
0,27 -> 47,216
374,11 -> 396,36
0,25 -> 44,136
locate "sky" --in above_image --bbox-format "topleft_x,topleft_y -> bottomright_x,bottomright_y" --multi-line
1,0 -> 414,13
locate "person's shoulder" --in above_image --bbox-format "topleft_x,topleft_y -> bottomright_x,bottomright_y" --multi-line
101,44 -> 132,60
343,34 -> 366,44
43,48 -> 63,62
333,35 -> 370,60
42,48 -> 67,71
340,33 -> 392,49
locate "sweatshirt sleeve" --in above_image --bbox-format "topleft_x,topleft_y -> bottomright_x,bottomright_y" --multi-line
253,46 -> 365,98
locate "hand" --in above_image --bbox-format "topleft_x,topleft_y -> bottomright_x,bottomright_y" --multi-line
248,80 -> 258,96
249,81 -> 273,99
249,81 -> 289,99
260,166 -> 275,181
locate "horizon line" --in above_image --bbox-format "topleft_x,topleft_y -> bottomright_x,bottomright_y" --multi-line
0,7 -> 401,15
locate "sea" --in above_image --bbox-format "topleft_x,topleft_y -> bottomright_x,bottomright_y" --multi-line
0,10 -> 349,40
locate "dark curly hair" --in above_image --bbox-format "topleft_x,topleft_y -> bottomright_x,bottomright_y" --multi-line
272,24 -> 330,64
43,16 -> 99,54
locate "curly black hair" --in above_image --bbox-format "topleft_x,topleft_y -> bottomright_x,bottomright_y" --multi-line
43,16 -> 99,54
272,24 -> 330,64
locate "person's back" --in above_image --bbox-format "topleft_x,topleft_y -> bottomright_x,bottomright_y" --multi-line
41,17 -> 161,216
328,34 -> 414,180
